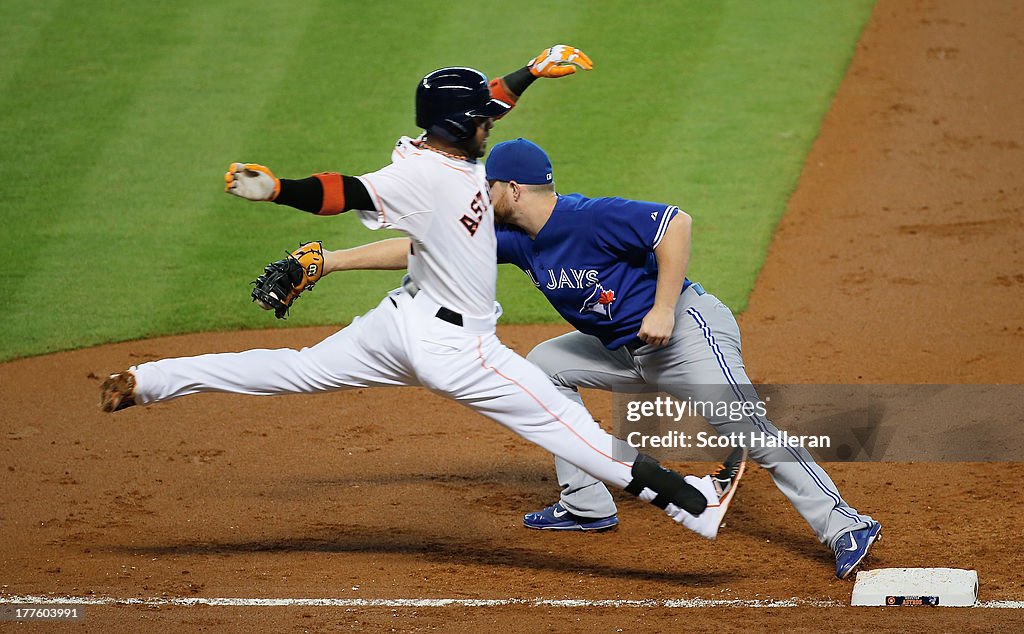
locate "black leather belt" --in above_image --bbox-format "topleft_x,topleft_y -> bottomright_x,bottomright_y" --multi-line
435,306 -> 463,327
401,275 -> 465,327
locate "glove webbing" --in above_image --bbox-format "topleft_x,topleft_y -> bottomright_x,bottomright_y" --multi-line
251,256 -> 307,319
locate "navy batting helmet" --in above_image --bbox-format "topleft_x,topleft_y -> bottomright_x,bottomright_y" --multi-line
416,67 -> 510,142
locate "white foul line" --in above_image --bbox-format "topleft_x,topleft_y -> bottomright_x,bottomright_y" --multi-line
1,595 -> 1022,609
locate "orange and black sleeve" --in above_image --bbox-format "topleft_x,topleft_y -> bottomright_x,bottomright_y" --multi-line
273,173 -> 373,215
488,66 -> 538,118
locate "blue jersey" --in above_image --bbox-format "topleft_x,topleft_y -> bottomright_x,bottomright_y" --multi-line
496,193 -> 686,350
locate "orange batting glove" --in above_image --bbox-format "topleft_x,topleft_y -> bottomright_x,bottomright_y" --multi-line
224,162 -> 281,201
528,44 -> 593,78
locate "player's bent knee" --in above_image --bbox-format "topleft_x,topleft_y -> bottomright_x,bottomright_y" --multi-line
525,341 -> 562,377
528,342 -> 561,372
625,453 -> 708,516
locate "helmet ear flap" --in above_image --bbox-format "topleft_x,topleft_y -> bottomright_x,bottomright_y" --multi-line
429,114 -> 476,142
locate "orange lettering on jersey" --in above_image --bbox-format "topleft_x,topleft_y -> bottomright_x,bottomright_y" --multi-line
460,215 -> 480,236
460,190 -> 487,236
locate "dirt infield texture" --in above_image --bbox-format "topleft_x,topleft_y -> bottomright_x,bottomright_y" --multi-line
2,0 -> 1023,631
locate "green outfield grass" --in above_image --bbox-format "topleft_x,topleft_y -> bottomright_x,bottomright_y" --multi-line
0,0 -> 875,361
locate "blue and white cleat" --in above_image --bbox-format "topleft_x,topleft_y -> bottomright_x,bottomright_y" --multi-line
523,502 -> 619,532
834,522 -> 882,579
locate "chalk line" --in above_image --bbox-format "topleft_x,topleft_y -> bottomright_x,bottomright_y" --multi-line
1,595 -> 1021,608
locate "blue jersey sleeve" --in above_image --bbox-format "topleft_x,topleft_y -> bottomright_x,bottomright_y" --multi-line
495,223 -> 526,265
591,198 -> 680,256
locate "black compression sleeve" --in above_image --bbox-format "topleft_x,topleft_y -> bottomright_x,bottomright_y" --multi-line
343,175 -> 374,211
502,66 -> 537,99
274,177 -> 323,213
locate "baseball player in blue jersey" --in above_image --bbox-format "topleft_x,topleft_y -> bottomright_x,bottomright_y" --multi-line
484,138 -> 882,579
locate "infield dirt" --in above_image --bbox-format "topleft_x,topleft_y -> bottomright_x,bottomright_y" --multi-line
2,0 -> 1023,630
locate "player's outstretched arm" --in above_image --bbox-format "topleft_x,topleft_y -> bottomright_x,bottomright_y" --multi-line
323,238 -> 411,275
638,211 -> 692,347
489,44 -> 593,110
249,238 -> 408,319
225,163 -> 374,216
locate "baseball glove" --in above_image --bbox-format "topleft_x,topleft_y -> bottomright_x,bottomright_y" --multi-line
252,241 -> 325,318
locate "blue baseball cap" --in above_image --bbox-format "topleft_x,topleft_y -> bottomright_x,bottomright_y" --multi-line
485,138 -> 553,185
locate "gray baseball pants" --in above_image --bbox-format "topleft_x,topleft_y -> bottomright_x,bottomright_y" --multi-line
526,284 -> 874,547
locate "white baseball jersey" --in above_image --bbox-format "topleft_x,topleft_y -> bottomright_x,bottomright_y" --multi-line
357,137 -> 497,320
123,136 -> 721,539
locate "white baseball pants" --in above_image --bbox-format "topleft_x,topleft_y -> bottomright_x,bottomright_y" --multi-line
131,288 -> 649,492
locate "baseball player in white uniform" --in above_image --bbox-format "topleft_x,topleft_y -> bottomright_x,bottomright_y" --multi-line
99,47 -> 746,540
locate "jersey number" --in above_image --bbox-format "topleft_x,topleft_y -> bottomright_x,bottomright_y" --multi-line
460,191 -> 487,236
